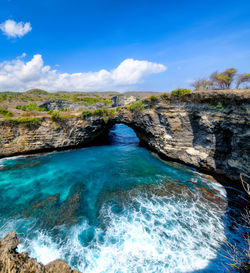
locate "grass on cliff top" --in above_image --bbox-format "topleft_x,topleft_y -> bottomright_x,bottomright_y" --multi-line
3,117 -> 41,126
171,88 -> 191,97
0,90 -> 114,105
16,103 -> 47,112
126,100 -> 145,112
72,94 -> 112,105
50,111 -> 75,122
0,107 -> 13,118
82,108 -> 116,119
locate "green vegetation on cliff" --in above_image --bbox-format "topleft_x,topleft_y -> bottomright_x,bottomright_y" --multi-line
16,103 -> 46,112
171,89 -> 191,97
82,108 -> 115,119
127,101 -> 145,112
3,117 -> 41,126
0,107 -> 13,118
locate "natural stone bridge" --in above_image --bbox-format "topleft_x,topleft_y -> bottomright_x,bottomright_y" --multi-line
0,91 -> 249,183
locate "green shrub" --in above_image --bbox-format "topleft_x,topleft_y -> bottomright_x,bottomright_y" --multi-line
127,101 -> 145,112
82,108 -> 115,120
21,141 -> 26,147
103,100 -> 112,105
16,103 -> 46,112
103,117 -> 109,124
0,108 -> 13,118
0,94 -> 7,102
50,112 -> 65,122
171,88 -> 191,97
160,93 -> 168,99
81,110 -> 92,118
50,111 -> 73,122
5,117 -> 40,126
72,95 -> 98,104
149,95 -> 158,103
93,109 -> 115,117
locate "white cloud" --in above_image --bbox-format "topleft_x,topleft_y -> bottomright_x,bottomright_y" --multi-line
0,54 -> 167,91
0,20 -> 32,38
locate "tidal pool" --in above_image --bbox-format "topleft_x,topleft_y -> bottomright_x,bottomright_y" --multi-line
0,124 -> 245,272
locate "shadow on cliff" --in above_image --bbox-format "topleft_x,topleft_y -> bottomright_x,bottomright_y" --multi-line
187,112 -> 250,272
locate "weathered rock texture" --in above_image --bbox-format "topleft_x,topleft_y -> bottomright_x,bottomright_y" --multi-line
0,116 -> 108,157
115,91 -> 250,181
0,232 -> 80,273
0,91 -> 249,181
111,95 -> 138,107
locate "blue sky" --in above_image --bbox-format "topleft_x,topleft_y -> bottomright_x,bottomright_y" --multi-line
0,0 -> 249,91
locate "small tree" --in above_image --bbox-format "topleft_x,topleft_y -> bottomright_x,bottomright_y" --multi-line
236,74 -> 250,89
191,78 -> 212,90
210,68 -> 237,89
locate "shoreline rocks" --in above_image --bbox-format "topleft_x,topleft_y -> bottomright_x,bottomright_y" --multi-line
0,232 -> 80,273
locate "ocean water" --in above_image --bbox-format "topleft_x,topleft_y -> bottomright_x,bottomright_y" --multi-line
0,124 -> 246,272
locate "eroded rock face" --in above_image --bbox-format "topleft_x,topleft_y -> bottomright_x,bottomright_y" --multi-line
0,232 -> 80,273
111,95 -> 138,107
114,91 -> 250,181
40,100 -> 83,111
0,91 -> 249,182
0,116 -> 108,157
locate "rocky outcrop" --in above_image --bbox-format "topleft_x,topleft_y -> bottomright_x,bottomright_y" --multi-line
40,100 -> 83,111
40,99 -> 111,111
0,91 -> 249,182
0,232 -> 80,273
111,95 -> 138,107
0,116 -> 108,157
114,91 -> 250,182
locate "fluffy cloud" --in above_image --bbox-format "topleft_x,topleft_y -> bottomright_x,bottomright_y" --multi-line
0,20 -> 32,38
0,54 -> 166,91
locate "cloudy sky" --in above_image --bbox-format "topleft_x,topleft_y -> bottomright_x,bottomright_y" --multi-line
0,0 -> 249,92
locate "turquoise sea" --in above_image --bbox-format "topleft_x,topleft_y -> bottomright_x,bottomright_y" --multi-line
0,124 -> 246,272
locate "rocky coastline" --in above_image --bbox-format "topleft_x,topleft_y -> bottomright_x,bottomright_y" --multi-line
0,90 -> 249,272
0,232 -> 80,273
0,90 -> 249,183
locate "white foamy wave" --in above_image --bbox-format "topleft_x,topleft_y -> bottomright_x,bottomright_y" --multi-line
17,188 -> 227,273
18,232 -> 63,264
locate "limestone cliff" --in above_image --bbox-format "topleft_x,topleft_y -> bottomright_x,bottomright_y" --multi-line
115,91 -> 250,181
0,116 -> 108,157
0,91 -> 249,182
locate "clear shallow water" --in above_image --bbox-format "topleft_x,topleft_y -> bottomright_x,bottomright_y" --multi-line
0,124 -> 245,272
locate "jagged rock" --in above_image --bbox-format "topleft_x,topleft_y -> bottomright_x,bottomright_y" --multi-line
0,232 -> 80,273
40,100 -> 109,111
111,95 -> 138,107
40,100 -> 83,111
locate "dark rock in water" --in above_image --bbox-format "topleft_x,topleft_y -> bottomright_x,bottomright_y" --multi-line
0,232 -> 80,273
